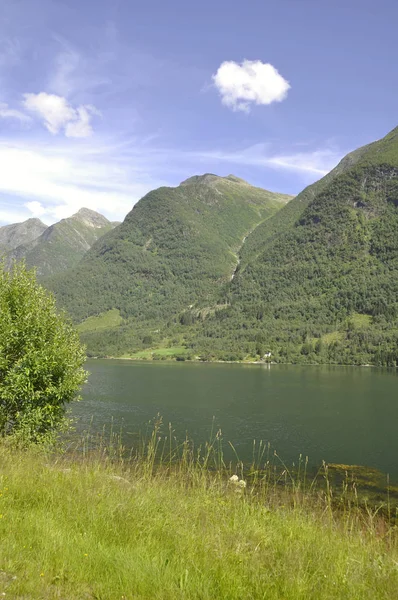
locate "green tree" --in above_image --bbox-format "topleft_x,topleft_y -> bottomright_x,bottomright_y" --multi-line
0,263 -> 86,443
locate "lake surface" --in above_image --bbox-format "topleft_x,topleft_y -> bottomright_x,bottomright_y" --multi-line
74,360 -> 398,479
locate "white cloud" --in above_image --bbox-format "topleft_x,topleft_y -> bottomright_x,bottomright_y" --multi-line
22,92 -> 99,138
24,200 -> 46,217
186,144 -> 344,177
65,105 -> 100,138
0,138 -> 166,224
266,149 -> 343,175
212,60 -> 290,112
0,102 -> 32,123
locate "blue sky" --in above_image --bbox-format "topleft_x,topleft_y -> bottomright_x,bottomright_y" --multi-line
0,0 -> 397,224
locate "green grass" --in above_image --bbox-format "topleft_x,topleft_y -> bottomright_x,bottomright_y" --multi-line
125,346 -> 188,359
0,428 -> 397,599
348,313 -> 372,328
321,331 -> 345,344
77,309 -> 123,333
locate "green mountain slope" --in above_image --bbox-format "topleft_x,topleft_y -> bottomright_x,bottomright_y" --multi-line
0,218 -> 47,254
191,126 -> 398,365
7,208 -> 117,278
47,175 -> 291,353
239,135 -> 383,269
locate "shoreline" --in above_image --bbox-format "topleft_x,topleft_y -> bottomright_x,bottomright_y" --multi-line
87,355 -> 382,368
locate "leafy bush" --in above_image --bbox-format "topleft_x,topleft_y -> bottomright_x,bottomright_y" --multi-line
0,263 -> 86,443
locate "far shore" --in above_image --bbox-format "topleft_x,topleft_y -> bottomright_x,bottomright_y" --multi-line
86,356 -> 380,368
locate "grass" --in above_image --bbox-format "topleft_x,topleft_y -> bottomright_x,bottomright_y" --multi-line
0,423 -> 397,599
321,330 -> 345,344
124,346 -> 188,360
348,313 -> 372,329
77,309 -> 123,333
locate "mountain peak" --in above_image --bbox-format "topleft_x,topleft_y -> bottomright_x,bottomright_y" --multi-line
180,173 -> 249,187
25,217 -> 47,226
0,218 -> 48,252
5,208 -> 117,278
72,208 -> 110,228
180,173 -> 220,186
225,174 -> 249,184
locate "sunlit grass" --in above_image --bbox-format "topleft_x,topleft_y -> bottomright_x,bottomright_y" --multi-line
122,346 -> 188,360
0,420 -> 397,599
77,309 -> 123,333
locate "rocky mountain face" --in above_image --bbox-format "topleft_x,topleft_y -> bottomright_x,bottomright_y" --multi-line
0,218 -> 47,254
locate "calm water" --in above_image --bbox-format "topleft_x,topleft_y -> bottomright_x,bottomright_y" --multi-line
74,360 -> 398,479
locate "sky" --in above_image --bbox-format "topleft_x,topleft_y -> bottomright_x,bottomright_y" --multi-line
0,0 -> 397,225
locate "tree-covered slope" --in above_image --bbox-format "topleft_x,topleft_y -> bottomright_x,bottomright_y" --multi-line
192,126 -> 398,365
6,208 -> 117,278
47,175 -> 291,349
239,134 -> 384,269
0,218 -> 47,254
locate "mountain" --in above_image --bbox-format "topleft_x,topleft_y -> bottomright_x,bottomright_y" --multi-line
6,208 -> 117,278
190,126 -> 398,365
0,218 -> 47,254
47,174 -> 292,354
238,134 -> 384,269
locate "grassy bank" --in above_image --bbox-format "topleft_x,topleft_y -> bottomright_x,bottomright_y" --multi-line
0,431 -> 397,599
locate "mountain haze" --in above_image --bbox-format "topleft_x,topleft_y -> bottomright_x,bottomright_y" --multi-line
0,218 -> 47,254
6,208 -> 117,277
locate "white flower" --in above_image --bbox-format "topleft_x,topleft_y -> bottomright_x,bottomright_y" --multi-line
229,474 -> 239,482
238,480 -> 247,488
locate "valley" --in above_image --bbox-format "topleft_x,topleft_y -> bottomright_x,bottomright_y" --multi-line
3,128 -> 398,367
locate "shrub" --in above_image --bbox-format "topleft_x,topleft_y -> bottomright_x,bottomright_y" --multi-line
0,263 -> 86,443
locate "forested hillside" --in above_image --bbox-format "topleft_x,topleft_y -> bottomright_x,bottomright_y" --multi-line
46,175 -> 291,354
187,127 -> 398,365
45,127 -> 398,365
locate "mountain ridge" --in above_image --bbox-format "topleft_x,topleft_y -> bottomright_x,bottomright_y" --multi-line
6,208 -> 117,278
0,218 -> 48,254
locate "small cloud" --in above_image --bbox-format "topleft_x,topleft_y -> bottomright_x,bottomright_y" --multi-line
0,102 -> 31,123
22,92 -> 99,138
212,59 -> 290,112
65,105 -> 101,138
24,200 -> 46,217
266,149 -> 342,175
23,92 -> 75,134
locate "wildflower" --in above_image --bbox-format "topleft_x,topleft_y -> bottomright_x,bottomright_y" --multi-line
229,475 -> 246,488
40,573 -> 44,577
